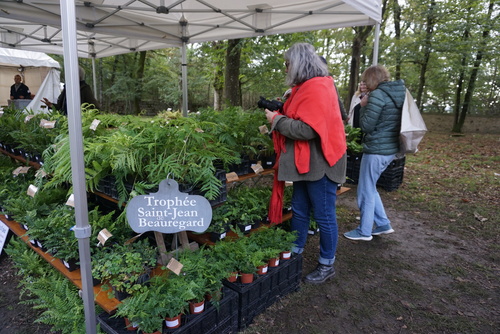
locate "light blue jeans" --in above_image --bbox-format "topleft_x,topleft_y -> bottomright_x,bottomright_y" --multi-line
291,175 -> 338,265
356,153 -> 395,236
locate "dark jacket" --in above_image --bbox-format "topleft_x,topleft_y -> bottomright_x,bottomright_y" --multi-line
55,80 -> 99,115
360,80 -> 405,155
10,83 -> 31,99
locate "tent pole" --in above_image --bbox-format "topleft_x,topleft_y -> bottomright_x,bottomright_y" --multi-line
60,1 -> 97,334
91,57 -> 97,98
181,41 -> 188,117
372,23 -> 380,65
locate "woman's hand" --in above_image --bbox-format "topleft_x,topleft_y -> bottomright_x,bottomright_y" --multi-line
360,92 -> 370,107
265,109 -> 278,124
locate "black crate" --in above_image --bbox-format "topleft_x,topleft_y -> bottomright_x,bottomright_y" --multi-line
98,287 -> 238,334
377,166 -> 404,191
223,254 -> 302,330
346,153 -> 362,184
346,154 -> 405,191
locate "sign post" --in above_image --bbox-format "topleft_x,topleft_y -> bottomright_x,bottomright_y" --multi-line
126,179 -> 212,262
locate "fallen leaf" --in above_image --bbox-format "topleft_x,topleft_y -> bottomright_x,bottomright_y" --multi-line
474,212 -> 488,222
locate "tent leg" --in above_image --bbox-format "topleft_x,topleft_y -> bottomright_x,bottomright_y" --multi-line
60,1 -> 97,333
181,42 -> 188,117
372,23 -> 380,65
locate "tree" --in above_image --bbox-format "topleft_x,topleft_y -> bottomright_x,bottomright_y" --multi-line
224,39 -> 242,107
453,0 -> 496,132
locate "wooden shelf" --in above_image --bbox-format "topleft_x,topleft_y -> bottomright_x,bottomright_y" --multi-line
0,215 -> 121,314
188,187 -> 351,246
0,147 -> 41,169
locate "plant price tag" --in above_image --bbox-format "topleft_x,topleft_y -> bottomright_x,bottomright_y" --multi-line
35,169 -> 48,178
90,119 -> 101,131
251,163 -> 264,174
259,124 -> 269,134
24,115 -> 36,123
66,194 -> 75,207
40,119 -> 56,128
166,257 -> 183,275
0,111 -> 4,118
226,172 -> 239,182
27,184 -> 38,197
97,228 -> 113,246
13,166 -> 30,176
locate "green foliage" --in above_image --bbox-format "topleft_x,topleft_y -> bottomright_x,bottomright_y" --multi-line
115,273 -> 195,331
92,239 -> 158,296
5,239 -> 101,334
345,124 -> 363,154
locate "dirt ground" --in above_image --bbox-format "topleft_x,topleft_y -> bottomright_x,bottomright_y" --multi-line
0,132 -> 499,334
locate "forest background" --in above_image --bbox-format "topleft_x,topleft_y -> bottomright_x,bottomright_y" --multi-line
51,0 -> 499,133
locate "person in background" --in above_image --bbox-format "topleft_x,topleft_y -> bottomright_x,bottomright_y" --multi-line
347,80 -> 368,128
344,65 -> 405,241
10,74 -> 31,100
42,66 -> 99,115
265,43 -> 347,284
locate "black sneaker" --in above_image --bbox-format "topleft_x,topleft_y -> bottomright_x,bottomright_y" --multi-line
303,264 -> 335,284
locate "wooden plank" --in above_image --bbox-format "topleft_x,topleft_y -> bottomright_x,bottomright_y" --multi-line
0,215 -> 121,314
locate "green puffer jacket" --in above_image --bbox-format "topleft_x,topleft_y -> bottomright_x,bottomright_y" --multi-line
360,79 -> 405,155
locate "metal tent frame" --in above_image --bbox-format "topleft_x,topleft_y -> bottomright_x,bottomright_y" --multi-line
0,1 -> 381,333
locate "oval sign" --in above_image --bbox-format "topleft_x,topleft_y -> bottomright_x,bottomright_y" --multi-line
126,179 -> 212,234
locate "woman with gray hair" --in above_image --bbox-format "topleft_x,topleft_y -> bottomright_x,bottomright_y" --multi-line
265,43 -> 347,284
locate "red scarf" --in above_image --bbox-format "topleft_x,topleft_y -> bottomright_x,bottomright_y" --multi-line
268,76 -> 347,224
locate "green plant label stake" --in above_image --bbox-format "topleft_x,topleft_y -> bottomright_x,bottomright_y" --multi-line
126,179 -> 212,234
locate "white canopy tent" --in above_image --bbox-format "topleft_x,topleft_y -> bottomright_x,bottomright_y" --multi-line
0,1 -> 381,333
1,1 -> 381,57
0,48 -> 61,112
1,0 -> 381,113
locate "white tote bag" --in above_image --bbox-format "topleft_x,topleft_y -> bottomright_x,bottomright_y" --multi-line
399,89 -> 427,154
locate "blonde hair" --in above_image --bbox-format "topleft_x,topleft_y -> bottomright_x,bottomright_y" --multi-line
361,65 -> 390,91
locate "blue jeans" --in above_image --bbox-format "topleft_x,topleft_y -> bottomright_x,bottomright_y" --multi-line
291,175 -> 338,265
356,153 -> 395,236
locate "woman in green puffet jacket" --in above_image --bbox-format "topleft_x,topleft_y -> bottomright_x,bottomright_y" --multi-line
344,65 -> 405,241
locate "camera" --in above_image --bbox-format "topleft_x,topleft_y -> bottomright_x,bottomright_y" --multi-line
257,96 -> 284,112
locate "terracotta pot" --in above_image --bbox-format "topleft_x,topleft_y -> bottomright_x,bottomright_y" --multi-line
205,288 -> 223,302
123,317 -> 138,331
240,272 -> 254,284
268,257 -> 280,267
164,314 -> 182,329
256,264 -> 268,275
189,299 -> 205,314
227,272 -> 238,283
280,251 -> 292,260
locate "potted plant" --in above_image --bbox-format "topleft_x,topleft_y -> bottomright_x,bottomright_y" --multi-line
206,205 -> 232,242
114,280 -> 166,334
92,239 -> 157,300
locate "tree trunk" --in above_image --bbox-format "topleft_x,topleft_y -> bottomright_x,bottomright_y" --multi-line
346,26 -> 372,107
224,39 -> 242,107
454,0 -> 494,133
133,51 -> 147,115
212,41 -> 225,110
393,0 -> 402,80
416,0 -> 436,110
452,52 -> 467,132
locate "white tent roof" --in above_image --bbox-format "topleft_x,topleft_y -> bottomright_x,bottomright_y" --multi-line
0,48 -> 60,68
0,0 -> 381,58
